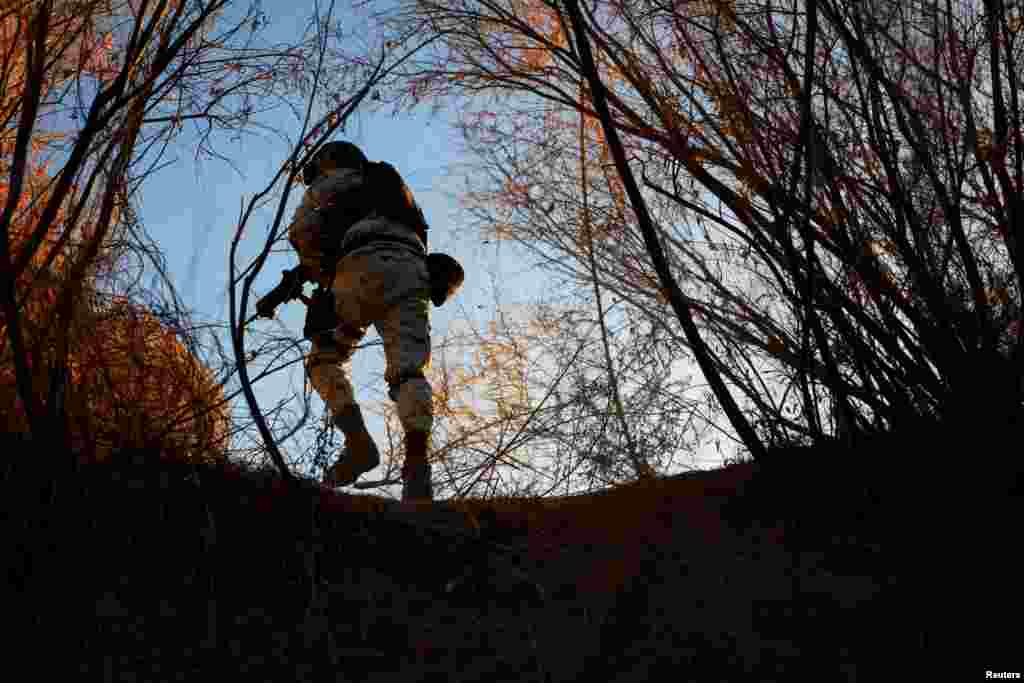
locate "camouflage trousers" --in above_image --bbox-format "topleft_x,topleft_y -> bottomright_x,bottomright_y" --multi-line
305,245 -> 433,435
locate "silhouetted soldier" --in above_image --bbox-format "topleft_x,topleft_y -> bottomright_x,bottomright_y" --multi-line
257,141 -> 463,504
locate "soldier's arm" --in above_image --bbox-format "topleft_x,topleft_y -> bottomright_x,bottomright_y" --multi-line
287,169 -> 371,284
286,184 -> 328,276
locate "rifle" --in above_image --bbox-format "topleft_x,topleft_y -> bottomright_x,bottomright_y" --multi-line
253,266 -> 309,322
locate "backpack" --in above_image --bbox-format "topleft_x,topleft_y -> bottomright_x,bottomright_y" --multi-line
317,161 -> 425,269
363,160 -> 429,248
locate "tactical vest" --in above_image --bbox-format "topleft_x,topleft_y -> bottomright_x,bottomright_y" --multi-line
318,161 -> 428,274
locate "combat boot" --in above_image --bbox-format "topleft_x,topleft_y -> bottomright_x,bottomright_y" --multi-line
324,404 -> 380,487
400,430 -> 433,505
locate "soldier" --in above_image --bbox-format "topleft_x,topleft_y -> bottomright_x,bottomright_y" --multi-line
261,141 -> 452,504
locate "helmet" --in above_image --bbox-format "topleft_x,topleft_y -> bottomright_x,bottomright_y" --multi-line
303,141 -> 368,185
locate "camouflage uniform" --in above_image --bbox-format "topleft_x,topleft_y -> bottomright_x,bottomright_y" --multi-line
287,167 -> 434,441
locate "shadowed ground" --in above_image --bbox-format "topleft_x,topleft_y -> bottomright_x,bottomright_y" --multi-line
2,412 -> 1019,681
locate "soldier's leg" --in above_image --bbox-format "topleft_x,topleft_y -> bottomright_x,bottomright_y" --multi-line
338,245 -> 433,500
382,297 -> 433,434
376,293 -> 434,501
306,298 -> 380,486
304,333 -> 361,422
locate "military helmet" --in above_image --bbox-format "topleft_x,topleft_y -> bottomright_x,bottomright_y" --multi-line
303,141 -> 368,185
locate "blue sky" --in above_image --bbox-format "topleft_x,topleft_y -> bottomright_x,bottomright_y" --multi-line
32,0 -> 745,499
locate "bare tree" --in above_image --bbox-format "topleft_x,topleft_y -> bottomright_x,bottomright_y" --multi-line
1,0 -> 440,474
2,0 -> 265,449
351,0 -> 1022,473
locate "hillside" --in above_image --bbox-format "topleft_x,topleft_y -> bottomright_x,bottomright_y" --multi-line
2,414 -> 1019,681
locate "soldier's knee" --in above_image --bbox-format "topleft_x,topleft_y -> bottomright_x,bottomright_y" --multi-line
391,371 -> 433,434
